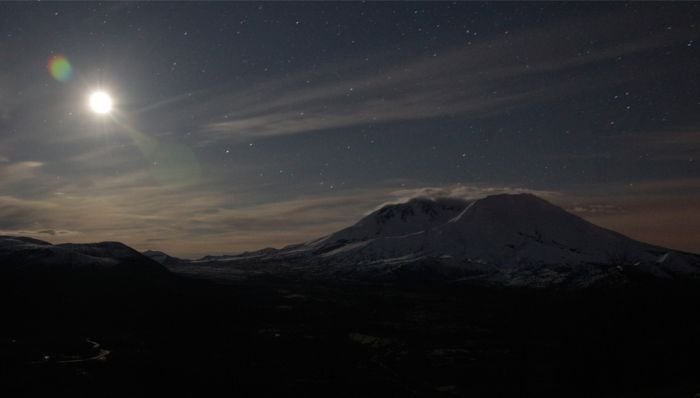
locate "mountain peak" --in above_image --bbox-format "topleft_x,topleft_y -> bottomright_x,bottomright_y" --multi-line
373,196 -> 468,223
324,193 -> 560,245
297,193 -> 688,269
468,193 -> 562,216
449,193 -> 568,224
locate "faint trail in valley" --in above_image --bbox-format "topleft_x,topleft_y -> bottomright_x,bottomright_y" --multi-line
56,338 -> 111,364
26,338 -> 112,365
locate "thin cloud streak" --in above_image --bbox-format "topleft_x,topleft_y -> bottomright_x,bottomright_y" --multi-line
188,14 -> 692,143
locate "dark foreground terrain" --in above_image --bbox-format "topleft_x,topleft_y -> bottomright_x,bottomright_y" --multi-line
1,273 -> 700,398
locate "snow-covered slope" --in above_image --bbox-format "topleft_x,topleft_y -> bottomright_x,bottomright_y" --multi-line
320,197 -> 467,247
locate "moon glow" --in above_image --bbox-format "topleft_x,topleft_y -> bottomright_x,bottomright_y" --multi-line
89,91 -> 113,114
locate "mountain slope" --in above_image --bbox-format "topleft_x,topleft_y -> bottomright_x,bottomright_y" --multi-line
0,236 -> 170,290
143,249 -> 182,266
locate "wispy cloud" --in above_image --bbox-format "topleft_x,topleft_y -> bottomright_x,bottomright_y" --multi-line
633,130 -> 700,161
182,13 -> 693,144
386,184 -> 559,205
0,228 -> 79,238
569,195 -> 700,254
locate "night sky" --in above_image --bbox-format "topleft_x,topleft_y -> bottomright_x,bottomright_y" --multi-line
0,2 -> 698,257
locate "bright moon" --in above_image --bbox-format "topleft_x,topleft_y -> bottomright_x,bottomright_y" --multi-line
88,91 -> 113,114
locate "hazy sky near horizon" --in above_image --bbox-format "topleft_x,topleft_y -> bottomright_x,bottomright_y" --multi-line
0,2 -> 699,257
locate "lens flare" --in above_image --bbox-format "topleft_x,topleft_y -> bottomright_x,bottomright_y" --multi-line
111,118 -> 201,187
47,55 -> 73,82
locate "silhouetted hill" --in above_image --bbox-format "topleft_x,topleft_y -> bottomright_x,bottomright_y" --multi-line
0,236 -> 171,295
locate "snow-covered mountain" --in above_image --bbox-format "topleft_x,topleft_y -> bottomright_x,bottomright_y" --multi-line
301,194 -> 662,265
167,194 -> 700,287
